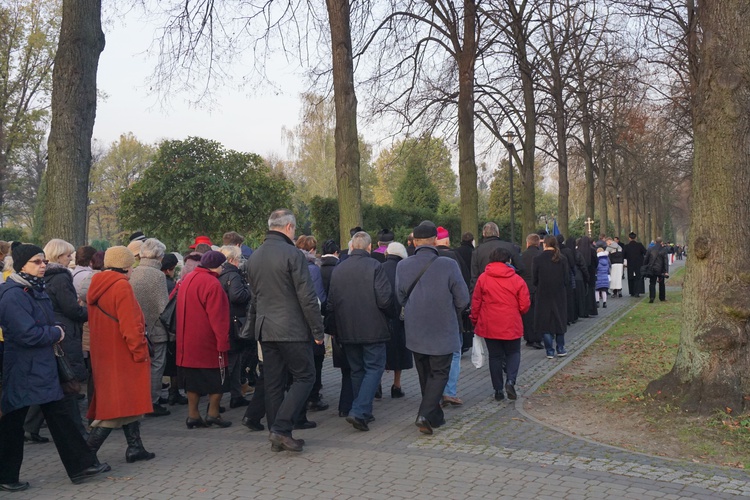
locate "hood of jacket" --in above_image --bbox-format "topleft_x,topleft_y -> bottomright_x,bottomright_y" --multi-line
485,261 -> 516,279
87,270 -> 128,307
43,264 -> 71,280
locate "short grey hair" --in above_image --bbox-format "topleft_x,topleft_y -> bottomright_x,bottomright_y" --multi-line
482,222 -> 500,238
268,208 -> 296,230
140,238 -> 166,259
386,242 -> 408,260
351,231 -> 372,250
220,245 -> 242,262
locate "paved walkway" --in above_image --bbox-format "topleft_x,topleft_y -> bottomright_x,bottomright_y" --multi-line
9,258 -> 750,500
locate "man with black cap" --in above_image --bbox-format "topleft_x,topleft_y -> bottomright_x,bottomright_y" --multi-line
396,220 -> 469,435
371,228 -> 394,263
622,232 -> 647,297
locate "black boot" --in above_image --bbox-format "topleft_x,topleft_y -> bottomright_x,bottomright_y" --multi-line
122,421 -> 156,463
86,426 -> 112,454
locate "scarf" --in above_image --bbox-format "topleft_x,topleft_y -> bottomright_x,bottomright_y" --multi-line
15,272 -> 46,291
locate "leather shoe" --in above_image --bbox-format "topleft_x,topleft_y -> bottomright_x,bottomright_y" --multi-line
0,482 -> 30,492
70,462 -> 111,484
338,411 -> 348,417
530,342 -> 544,350
241,418 -> 265,431
346,415 -> 369,432
415,416 -> 433,435
293,420 -> 317,430
168,392 -> 188,405
374,384 -> 382,399
505,383 -> 517,400
186,417 -> 207,429
229,397 -> 249,408
145,404 -> 171,417
391,385 -> 405,398
494,390 -> 505,401
24,432 -> 49,444
205,416 -> 232,428
269,431 -> 303,452
307,399 -> 330,412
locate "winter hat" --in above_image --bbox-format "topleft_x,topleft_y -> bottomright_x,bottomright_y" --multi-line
413,220 -> 438,239
200,250 -> 226,269
377,229 -> 395,244
129,231 -> 147,242
436,226 -> 450,240
13,244 -> 44,273
349,227 -> 363,237
127,239 -> 143,258
104,246 -> 136,270
386,242 -> 408,260
190,235 -> 214,249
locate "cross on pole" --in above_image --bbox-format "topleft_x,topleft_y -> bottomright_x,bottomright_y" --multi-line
584,217 -> 595,237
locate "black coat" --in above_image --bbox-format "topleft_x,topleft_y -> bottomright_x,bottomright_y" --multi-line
327,249 -> 393,344
319,256 -> 339,297
565,237 -> 589,282
532,250 -> 569,335
471,236 -> 525,289
248,231 -> 324,343
520,246 -> 541,293
44,266 -> 88,381
219,263 -> 250,319
644,245 -> 669,276
382,255 -> 413,370
622,240 -> 647,271
453,242 -> 473,287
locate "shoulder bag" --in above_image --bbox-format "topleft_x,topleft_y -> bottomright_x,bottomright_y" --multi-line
400,255 -> 438,321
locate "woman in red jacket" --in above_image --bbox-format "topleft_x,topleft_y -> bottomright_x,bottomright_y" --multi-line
470,247 -> 530,401
176,251 -> 231,429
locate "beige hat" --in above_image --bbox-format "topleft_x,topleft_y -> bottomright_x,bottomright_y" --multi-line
105,246 -> 135,270
126,239 -> 143,257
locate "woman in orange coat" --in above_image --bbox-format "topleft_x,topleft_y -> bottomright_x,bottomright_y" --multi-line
86,246 -> 155,463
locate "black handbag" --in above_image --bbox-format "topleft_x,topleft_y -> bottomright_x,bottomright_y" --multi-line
54,343 -> 76,383
159,292 -> 178,334
639,264 -> 652,277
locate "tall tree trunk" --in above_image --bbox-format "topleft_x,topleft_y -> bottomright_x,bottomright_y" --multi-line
44,0 -> 104,246
553,81 -> 569,237
326,0 -> 362,247
578,76 -> 595,221
457,0 -> 478,236
597,165 -> 607,236
643,48 -> 750,402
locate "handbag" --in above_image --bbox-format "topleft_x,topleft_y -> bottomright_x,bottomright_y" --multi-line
54,343 -> 76,383
639,264 -> 652,277
159,292 -> 178,334
400,255 -> 438,321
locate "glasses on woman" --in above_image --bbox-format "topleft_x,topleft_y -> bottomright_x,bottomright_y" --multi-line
28,259 -> 49,266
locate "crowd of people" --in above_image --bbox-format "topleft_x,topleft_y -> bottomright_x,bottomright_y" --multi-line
0,210 -> 677,490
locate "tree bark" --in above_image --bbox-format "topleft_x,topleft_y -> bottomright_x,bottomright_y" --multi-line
44,0 -> 104,246
553,75 -> 569,237
326,0 -> 362,246
456,0 -> 478,236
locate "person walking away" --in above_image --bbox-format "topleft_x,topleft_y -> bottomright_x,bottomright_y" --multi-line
0,244 -> 110,491
396,221 -> 469,435
557,235 -> 578,324
622,232 -> 647,297
86,246 -> 156,464
247,209 -> 324,452
327,232 -> 393,431
470,222 -> 525,290
595,244 -> 611,308
519,234 -> 542,348
607,238 -> 625,298
382,242 -> 413,398
565,236 -> 589,319
533,236 -> 570,358
470,248 -> 530,401
578,236 -> 598,316
643,237 -> 670,303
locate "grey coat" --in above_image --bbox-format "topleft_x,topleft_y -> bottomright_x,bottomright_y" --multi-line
248,231 -> 324,343
396,246 -> 470,355
327,249 -> 393,344
130,257 -> 170,343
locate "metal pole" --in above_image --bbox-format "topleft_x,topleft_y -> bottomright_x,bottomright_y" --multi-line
616,194 -> 621,237
507,131 -> 516,245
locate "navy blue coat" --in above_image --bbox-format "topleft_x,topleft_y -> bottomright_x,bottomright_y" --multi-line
0,279 -> 65,414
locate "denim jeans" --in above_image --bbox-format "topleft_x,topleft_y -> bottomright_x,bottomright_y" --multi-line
543,333 -> 566,356
344,343 -> 386,420
443,335 -> 463,397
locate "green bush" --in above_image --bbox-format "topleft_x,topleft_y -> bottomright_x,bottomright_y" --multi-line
0,227 -> 27,242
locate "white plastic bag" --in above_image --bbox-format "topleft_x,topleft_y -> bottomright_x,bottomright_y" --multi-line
471,335 -> 487,369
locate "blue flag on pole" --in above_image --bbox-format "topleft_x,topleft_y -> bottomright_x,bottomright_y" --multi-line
553,219 -> 561,236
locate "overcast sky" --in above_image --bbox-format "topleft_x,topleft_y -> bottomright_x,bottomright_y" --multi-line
93,6 -> 305,159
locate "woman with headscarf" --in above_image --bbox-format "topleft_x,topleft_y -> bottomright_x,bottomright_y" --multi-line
557,235 -> 577,325
177,251 -> 231,428
0,244 -> 110,491
86,246 -> 155,463
382,242 -> 413,398
533,236 -> 570,358
578,236 -> 599,317
565,236 -> 589,320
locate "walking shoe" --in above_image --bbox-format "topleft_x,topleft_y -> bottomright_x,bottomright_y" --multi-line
346,415 -> 370,432
69,463 -> 111,484
415,416 -> 433,435
241,418 -> 265,431
494,390 -> 505,401
557,349 -> 568,357
603,302 -> 607,308
649,298 -> 654,303
168,392 -> 188,405
145,404 -> 171,417
374,384 -> 382,400
0,482 -> 29,492
205,416 -> 232,428
391,385 -> 405,398
546,352 -> 555,359
269,432 -> 303,452
505,383 -> 517,400
307,398 -> 330,412
293,420 -> 317,430
530,342 -> 544,350
230,397 -> 250,408
24,432 -> 49,444
441,396 -> 463,407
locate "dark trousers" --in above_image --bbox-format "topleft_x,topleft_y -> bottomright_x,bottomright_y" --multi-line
24,392 -> 88,439
308,345 -> 325,403
587,281 -> 598,315
649,275 -> 666,301
0,400 -> 96,483
485,338 -> 521,391
522,293 -> 540,342
566,285 -> 576,323
261,341 -> 315,436
243,363 -> 265,423
338,366 -> 353,414
627,270 -> 644,296
227,349 -> 246,399
412,352 -> 452,426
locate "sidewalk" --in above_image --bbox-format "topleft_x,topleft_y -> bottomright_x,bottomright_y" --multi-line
10,259 -> 750,499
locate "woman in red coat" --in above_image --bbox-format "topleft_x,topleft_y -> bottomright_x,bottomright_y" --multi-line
177,251 -> 231,428
470,247 -> 530,402
86,246 -> 155,463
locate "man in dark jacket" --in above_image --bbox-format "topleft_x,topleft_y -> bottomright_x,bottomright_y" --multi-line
247,209 -> 324,452
396,221 -> 470,435
643,237 -> 669,303
622,232 -> 647,297
327,232 -> 393,432
471,222 -> 524,290
520,234 -> 543,348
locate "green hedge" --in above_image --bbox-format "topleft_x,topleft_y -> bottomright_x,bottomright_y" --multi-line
0,227 -> 28,242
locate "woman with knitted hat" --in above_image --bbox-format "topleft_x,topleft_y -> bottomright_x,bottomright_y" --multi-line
0,244 -> 110,491
85,246 -> 156,464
